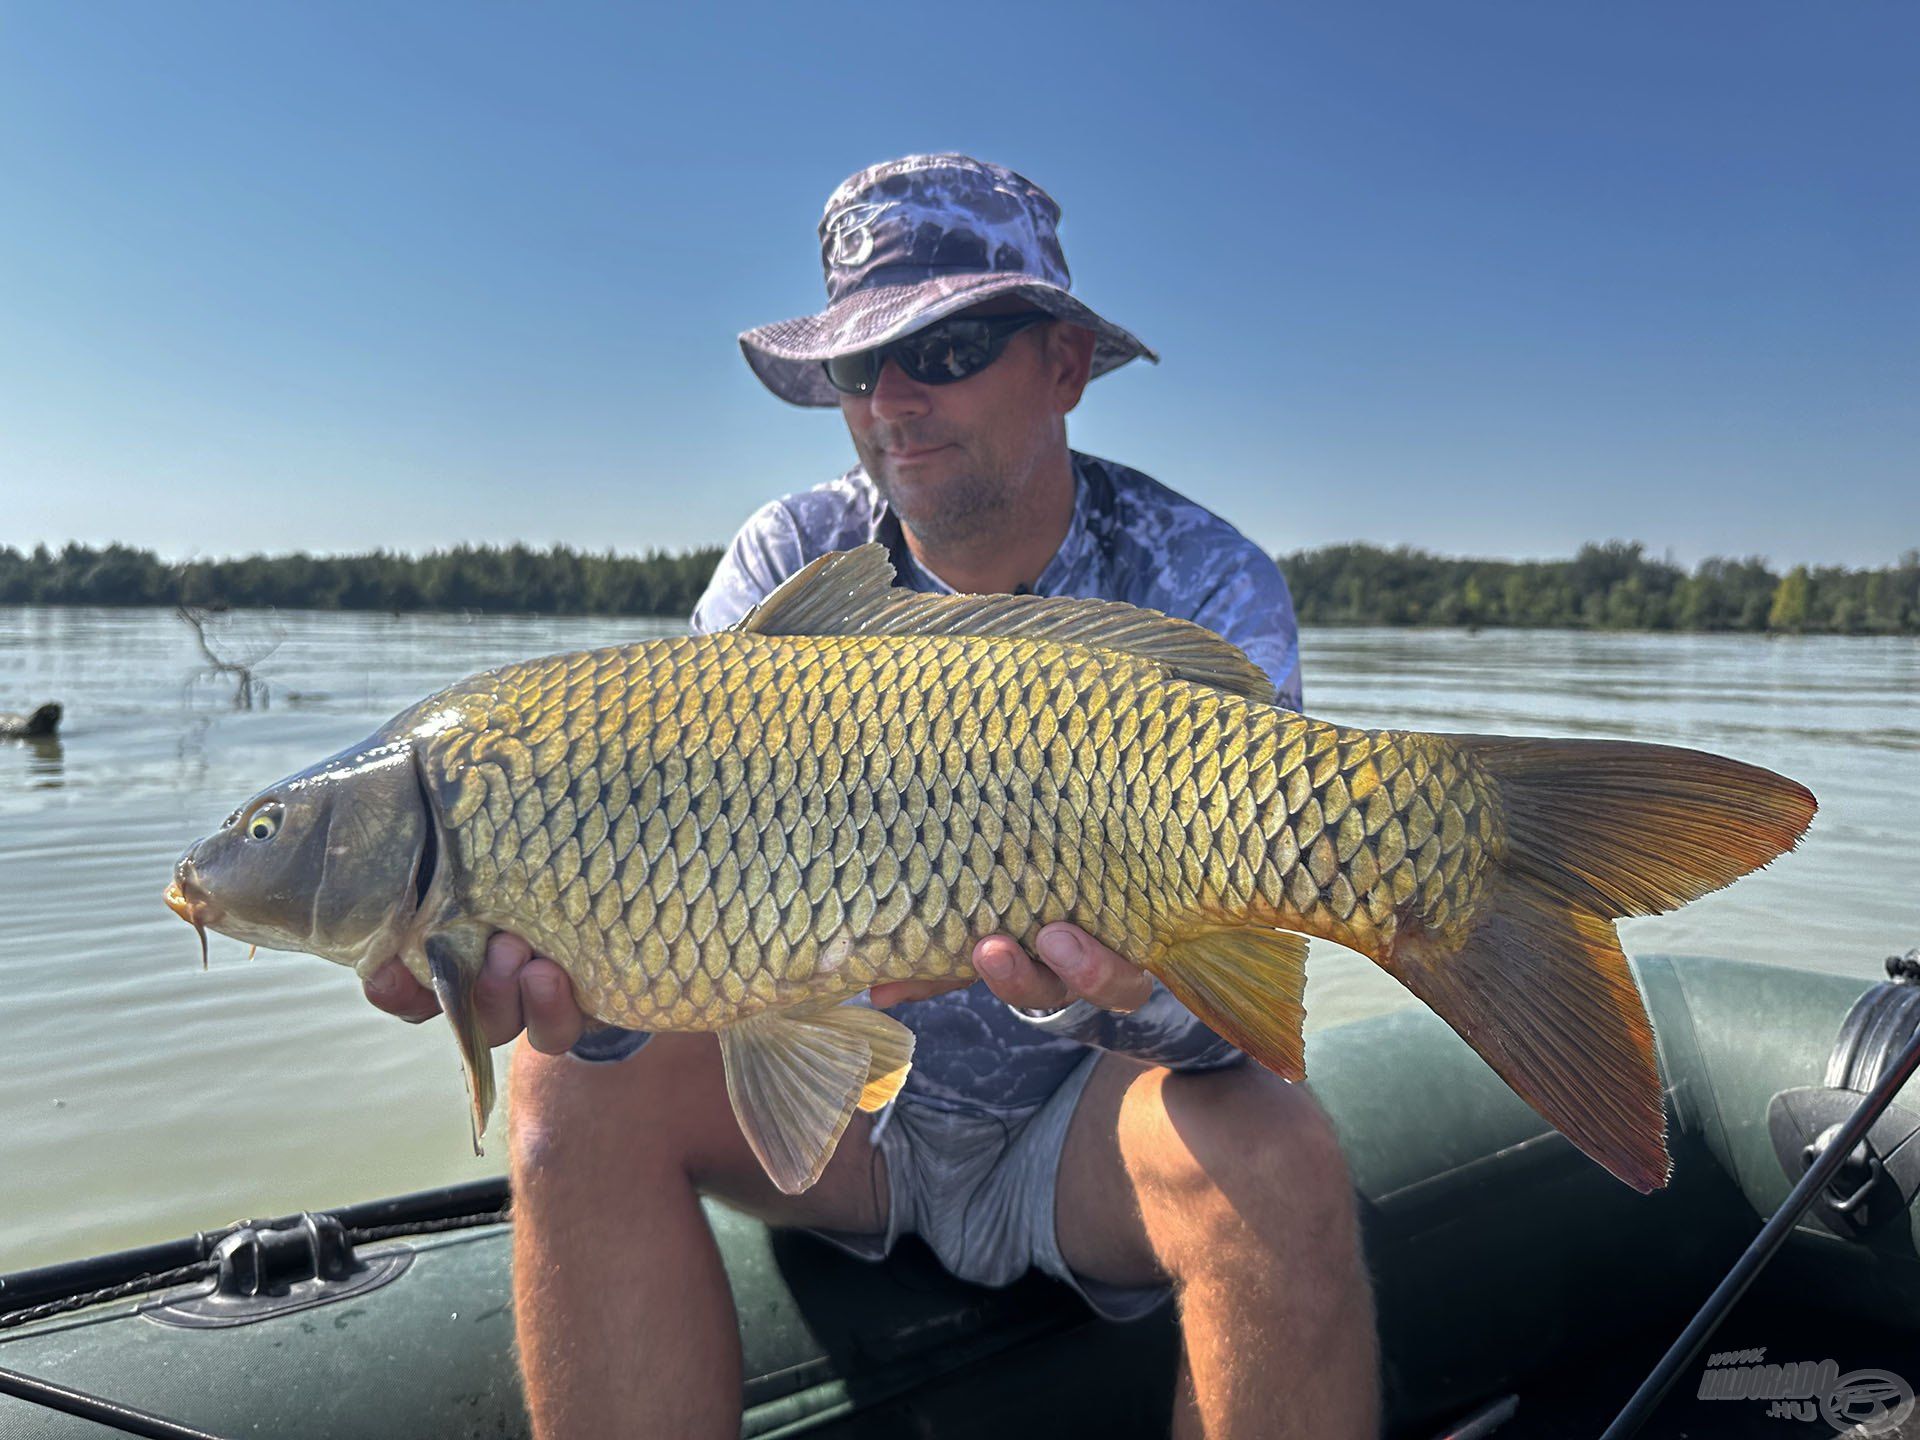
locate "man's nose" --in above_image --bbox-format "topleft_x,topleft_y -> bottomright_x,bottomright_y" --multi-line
866,355 -> 931,420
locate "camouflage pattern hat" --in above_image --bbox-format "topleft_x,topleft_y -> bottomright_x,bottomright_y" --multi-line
740,154 -> 1158,408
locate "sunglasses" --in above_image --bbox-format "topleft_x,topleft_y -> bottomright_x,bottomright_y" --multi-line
822,312 -> 1052,396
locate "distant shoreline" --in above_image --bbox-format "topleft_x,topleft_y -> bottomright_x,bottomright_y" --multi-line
4,540 -> 1916,636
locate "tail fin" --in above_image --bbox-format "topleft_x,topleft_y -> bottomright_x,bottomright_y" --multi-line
1380,738 -> 1816,1192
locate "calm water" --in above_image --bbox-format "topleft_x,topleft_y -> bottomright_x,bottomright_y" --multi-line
0,608 -> 1913,1272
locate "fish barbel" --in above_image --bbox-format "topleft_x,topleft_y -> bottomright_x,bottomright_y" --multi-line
166,546 -> 1815,1194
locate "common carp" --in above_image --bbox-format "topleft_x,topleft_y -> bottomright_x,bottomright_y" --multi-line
166,545 -> 1815,1195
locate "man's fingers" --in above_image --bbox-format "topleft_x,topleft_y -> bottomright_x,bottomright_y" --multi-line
363,958 -> 442,1023
364,934 -> 584,1052
975,926 -> 1153,1014
973,935 -> 1073,1012
473,932 -> 533,1047
521,959 -> 587,1055
1032,924 -> 1153,1012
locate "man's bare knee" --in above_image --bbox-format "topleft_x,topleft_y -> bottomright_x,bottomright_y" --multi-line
509,1033 -> 728,1192
507,1032 -> 889,1237
1154,1068 -> 1360,1264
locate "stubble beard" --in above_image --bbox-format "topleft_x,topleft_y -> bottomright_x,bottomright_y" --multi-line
874,467 -> 1016,550
859,430 -> 1023,553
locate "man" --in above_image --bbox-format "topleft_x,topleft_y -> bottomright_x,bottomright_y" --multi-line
366,154 -> 1378,1439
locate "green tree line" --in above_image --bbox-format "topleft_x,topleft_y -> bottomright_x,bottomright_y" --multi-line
2,538 -> 1916,634
0,542 -> 723,617
1281,541 -> 1920,635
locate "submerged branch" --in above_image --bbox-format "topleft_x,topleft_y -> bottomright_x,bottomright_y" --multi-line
176,605 -> 281,710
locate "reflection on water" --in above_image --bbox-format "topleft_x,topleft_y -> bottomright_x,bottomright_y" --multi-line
0,605 -> 1914,1272
19,734 -> 64,788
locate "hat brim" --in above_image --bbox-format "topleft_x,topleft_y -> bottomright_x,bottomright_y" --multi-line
739,273 -> 1157,408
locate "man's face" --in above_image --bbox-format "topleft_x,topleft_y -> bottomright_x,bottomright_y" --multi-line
837,299 -> 1095,548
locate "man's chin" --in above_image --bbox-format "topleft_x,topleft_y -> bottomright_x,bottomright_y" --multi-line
873,448 -> 961,493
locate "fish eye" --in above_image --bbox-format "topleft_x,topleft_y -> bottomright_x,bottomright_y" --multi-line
244,803 -> 284,841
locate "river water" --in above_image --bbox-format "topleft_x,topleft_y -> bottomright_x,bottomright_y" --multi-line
0,608 -> 1913,1272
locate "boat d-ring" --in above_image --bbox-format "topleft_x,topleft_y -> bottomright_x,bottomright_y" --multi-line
1802,1124 -> 1886,1214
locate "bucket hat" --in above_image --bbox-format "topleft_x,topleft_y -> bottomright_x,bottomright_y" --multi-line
739,153 -> 1157,408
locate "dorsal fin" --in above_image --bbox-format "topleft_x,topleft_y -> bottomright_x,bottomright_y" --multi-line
733,543 -> 1275,703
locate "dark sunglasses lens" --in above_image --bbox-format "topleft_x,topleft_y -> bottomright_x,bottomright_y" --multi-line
823,349 -> 883,395
823,315 -> 1043,395
894,322 -> 998,385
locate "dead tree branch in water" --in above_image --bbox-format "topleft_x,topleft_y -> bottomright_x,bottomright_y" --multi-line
176,605 -> 281,710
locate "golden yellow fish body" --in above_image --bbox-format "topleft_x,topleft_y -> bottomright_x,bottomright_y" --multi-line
419,629 -> 1497,1036
175,543 -> 1815,1197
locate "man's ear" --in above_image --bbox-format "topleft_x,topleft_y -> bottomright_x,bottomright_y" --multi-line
1047,322 -> 1097,414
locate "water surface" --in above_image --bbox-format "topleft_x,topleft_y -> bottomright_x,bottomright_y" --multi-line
0,608 -> 1911,1271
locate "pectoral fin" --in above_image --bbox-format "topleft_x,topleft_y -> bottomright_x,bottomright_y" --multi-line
425,930 -> 497,1156
718,1003 -> 915,1195
1145,924 -> 1311,1081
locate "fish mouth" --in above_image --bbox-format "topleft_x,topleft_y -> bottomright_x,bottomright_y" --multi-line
164,861 -> 218,969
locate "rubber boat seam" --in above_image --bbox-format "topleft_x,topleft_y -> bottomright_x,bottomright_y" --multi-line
1662,956 -> 1739,1174
1370,1128 -> 1567,1210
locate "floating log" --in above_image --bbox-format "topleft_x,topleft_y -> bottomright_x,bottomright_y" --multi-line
0,702 -> 61,738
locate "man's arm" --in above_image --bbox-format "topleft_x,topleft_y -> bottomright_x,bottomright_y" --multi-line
689,500 -> 809,634
1189,545 -> 1303,712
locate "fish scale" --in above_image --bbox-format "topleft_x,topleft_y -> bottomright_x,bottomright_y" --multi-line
169,543 -> 1816,1197
418,625 -> 1478,1035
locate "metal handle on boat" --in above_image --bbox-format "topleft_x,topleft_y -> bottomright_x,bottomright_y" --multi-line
1801,1127 -> 1886,1215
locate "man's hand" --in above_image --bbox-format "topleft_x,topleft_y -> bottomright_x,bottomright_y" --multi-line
869,922 -> 1152,1014
362,933 -> 588,1055
366,923 -> 1151,1039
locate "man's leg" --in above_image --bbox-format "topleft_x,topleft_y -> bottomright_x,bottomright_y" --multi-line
1056,1058 -> 1378,1440
508,1033 -> 889,1440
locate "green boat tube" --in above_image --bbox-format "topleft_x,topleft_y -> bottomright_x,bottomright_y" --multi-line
3,952 -> 1916,1438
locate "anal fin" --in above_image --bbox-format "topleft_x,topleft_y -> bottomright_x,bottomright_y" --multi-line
425,930 -> 497,1156
718,1002 -> 916,1195
1147,924 -> 1310,1081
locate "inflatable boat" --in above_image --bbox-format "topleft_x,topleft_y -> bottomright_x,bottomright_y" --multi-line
3,950 -> 1916,1438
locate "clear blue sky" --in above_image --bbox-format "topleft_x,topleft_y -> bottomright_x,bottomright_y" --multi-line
2,2 -> 1913,568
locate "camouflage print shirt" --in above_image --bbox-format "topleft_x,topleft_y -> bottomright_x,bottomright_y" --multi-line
575,451 -> 1303,1115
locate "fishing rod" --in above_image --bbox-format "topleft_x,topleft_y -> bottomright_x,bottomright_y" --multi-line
0,1364 -> 230,1440
1599,991 -> 1920,1439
